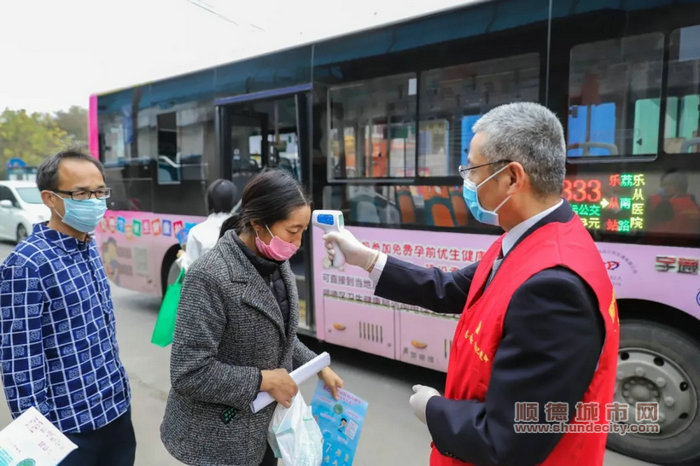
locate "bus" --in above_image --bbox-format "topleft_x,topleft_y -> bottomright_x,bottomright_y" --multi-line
90,1 -> 700,463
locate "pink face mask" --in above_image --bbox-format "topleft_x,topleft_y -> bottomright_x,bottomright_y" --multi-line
255,225 -> 299,261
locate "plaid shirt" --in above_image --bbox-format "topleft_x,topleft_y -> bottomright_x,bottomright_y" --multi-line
0,223 -> 130,433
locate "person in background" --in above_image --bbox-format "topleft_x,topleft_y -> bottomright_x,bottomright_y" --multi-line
176,178 -> 238,270
0,151 -> 134,465
324,102 -> 618,466
161,169 -> 343,466
647,169 -> 700,235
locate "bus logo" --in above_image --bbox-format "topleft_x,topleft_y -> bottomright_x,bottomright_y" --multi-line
605,261 -> 620,271
656,256 -> 699,274
655,256 -> 677,272
678,258 -> 699,275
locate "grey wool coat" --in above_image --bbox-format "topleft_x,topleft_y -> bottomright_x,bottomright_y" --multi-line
160,230 -> 317,465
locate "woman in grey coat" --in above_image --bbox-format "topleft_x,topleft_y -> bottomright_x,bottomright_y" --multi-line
161,170 -> 343,465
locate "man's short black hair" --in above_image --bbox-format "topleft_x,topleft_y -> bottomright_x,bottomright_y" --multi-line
36,150 -> 105,192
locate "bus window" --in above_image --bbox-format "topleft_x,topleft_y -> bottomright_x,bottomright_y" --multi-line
323,183 -> 498,232
328,74 -> 417,180
98,92 -> 217,214
568,33 -> 664,157
157,112 -> 179,184
419,53 -> 540,176
647,169 -> 700,237
100,112 -> 130,163
665,24 -> 700,154
226,96 -> 302,197
178,102 -> 215,183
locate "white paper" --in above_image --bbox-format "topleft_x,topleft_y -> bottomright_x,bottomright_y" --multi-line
0,407 -> 77,466
250,352 -> 331,413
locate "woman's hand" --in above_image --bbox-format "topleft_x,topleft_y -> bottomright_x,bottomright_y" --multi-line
260,368 -> 298,408
318,366 -> 344,400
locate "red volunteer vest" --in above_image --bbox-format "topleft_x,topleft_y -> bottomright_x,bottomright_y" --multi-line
431,215 -> 619,466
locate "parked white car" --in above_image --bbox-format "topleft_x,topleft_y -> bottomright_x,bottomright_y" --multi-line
0,180 -> 51,243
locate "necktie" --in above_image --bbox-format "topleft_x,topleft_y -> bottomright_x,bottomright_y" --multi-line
486,248 -> 504,286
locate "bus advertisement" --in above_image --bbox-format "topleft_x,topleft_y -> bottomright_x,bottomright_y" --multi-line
91,1 -> 700,464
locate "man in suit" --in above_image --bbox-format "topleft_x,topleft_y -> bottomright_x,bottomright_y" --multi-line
324,102 -> 619,465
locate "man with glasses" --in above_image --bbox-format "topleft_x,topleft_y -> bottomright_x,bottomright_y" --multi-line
0,151 -> 135,465
324,103 -> 617,466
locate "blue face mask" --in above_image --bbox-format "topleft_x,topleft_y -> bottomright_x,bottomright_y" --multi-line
462,165 -> 511,226
52,194 -> 107,233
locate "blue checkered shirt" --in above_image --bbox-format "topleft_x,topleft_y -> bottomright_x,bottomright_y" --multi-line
0,223 -> 130,433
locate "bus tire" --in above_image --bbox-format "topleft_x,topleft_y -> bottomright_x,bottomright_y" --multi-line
160,246 -> 180,297
607,319 -> 700,465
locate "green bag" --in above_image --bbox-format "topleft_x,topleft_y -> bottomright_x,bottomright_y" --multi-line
151,269 -> 185,347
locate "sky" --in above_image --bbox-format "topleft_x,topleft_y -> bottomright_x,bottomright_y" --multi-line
0,0 -> 472,114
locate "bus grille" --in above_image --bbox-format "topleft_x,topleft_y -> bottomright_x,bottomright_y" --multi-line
359,321 -> 384,343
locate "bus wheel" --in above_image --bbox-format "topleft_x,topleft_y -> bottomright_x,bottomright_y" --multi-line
607,319 -> 700,465
160,247 -> 181,297
166,260 -> 180,288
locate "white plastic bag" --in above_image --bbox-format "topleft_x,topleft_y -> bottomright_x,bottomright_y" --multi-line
267,393 -> 323,466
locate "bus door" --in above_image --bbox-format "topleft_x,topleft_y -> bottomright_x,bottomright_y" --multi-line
216,84 -> 314,332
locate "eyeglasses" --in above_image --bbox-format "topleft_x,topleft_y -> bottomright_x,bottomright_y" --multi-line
458,160 -> 511,180
54,188 -> 112,200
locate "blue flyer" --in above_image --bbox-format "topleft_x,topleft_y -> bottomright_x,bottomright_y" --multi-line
177,222 -> 197,246
310,380 -> 368,466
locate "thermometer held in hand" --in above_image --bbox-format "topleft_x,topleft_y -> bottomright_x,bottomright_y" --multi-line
312,210 -> 346,268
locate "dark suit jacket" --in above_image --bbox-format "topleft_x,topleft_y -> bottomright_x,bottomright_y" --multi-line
375,201 -> 604,466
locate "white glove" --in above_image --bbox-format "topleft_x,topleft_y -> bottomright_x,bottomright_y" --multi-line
409,384 -> 440,424
323,229 -> 378,271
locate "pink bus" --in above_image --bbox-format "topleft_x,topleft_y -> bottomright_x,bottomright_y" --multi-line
91,1 -> 700,463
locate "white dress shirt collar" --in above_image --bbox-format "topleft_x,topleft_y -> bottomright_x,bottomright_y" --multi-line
501,199 -> 563,256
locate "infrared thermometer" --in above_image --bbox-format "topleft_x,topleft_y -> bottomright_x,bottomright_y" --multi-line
312,210 -> 346,268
